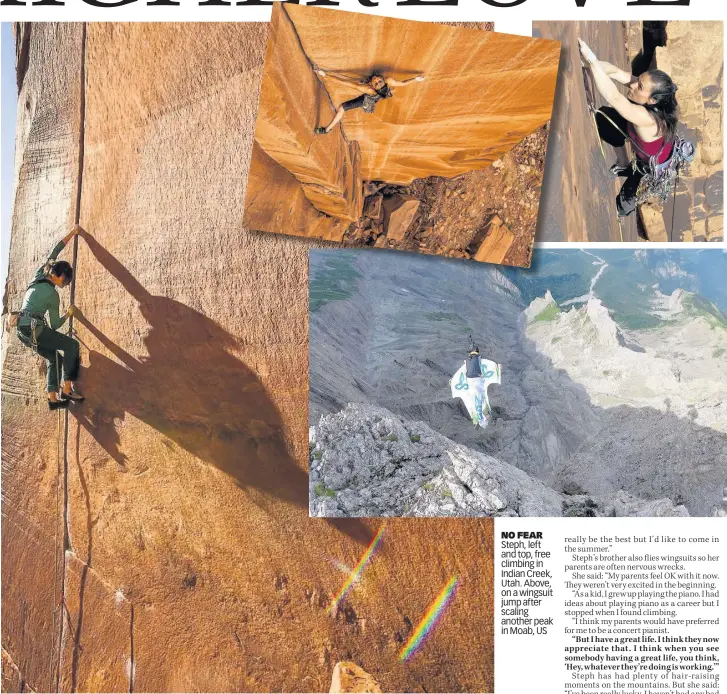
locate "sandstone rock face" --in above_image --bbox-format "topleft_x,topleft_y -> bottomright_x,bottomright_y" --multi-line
2,24 -> 494,693
246,7 -> 559,262
290,6 -> 560,185
329,661 -> 382,694
245,142 -> 349,241
655,21 -> 723,242
638,201 -> 669,242
470,215 -> 513,264
381,194 -> 420,242
1,648 -> 30,693
254,6 -> 363,221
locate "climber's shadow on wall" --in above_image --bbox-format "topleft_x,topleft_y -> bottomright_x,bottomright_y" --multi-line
72,233 -> 371,543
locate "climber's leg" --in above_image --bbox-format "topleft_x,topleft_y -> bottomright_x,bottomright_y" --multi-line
52,333 -> 84,401
33,328 -> 84,402
16,326 -> 68,409
616,165 -> 645,217
316,95 -> 367,134
316,105 -> 345,135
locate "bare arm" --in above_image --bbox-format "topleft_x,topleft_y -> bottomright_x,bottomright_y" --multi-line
598,61 -> 634,86
315,69 -> 375,93
579,40 -> 654,128
388,75 -> 426,88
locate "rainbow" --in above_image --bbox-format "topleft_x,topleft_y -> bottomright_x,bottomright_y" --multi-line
399,576 -> 458,661
329,525 -> 385,615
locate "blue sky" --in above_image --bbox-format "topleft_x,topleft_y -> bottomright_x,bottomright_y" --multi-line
1,23 -> 17,292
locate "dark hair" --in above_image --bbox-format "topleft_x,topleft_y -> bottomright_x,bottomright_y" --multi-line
368,73 -> 386,84
644,69 -> 679,142
49,260 -> 73,283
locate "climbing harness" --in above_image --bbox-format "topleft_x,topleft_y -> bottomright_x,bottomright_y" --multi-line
15,310 -> 47,352
362,94 -> 379,113
594,106 -> 695,207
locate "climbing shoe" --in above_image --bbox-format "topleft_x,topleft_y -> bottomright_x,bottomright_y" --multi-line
314,127 -> 327,135
60,389 -> 85,403
48,399 -> 69,411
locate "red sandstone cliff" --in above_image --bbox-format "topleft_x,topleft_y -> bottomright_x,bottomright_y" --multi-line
1,22 -> 494,693
244,6 -> 560,258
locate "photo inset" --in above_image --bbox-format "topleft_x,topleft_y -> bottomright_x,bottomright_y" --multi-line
534,21 -> 723,243
309,248 -> 727,518
244,5 -> 561,267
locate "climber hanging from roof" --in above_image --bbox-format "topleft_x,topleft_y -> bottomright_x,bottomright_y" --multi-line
12,224 -> 85,410
578,38 -> 694,219
450,337 -> 502,429
314,70 -> 426,135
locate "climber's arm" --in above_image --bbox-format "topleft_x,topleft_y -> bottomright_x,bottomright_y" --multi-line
47,293 -> 65,330
580,40 -> 654,128
590,62 -> 654,127
34,240 -> 66,283
315,69 -> 374,93
61,224 -> 84,246
388,76 -> 426,88
33,225 -> 84,285
598,61 -> 634,86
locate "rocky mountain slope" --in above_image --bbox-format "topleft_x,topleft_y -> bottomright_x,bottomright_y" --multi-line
309,404 -> 687,518
310,249 -> 727,517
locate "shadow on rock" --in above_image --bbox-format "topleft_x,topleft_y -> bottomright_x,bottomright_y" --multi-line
631,21 -> 668,76
73,233 -> 371,544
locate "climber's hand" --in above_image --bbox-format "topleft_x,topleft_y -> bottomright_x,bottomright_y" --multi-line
415,75 -> 426,82
66,305 -> 77,318
316,69 -> 326,77
578,38 -> 597,65
63,224 -> 85,245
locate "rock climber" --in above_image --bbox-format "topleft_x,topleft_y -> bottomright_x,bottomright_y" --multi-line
314,71 -> 426,135
14,224 -> 85,410
579,38 -> 679,217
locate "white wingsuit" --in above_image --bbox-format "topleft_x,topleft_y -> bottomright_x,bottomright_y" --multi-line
450,357 -> 502,428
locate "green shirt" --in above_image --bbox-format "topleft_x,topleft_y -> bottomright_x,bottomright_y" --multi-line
18,240 -> 67,330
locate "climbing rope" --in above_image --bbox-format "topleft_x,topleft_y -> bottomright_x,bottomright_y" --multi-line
53,21 -> 87,693
582,66 -> 624,242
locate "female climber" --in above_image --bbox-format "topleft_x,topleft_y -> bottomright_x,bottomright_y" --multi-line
579,38 -> 679,217
15,224 -> 85,409
314,71 -> 426,135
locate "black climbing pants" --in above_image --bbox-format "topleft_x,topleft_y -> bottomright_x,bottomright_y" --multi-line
616,164 -> 645,217
17,324 -> 80,392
